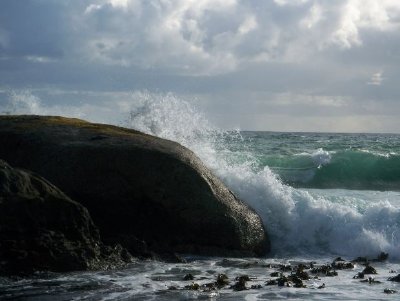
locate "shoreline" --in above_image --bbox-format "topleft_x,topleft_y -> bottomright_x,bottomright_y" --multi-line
1,254 -> 400,300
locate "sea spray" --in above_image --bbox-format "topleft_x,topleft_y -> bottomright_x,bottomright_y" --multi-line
126,93 -> 400,259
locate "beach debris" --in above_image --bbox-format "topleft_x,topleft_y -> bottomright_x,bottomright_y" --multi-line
384,288 -> 397,294
318,283 -> 326,289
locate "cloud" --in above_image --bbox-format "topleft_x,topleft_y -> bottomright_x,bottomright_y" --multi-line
1,1 -> 400,132
367,71 -> 384,86
1,0 -> 400,74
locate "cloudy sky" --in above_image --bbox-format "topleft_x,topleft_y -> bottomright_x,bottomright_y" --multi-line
0,0 -> 399,133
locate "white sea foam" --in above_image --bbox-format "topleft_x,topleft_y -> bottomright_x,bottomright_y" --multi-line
126,93 -> 400,259
311,148 -> 332,167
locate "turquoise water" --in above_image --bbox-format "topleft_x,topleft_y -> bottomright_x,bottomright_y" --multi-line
221,131 -> 400,191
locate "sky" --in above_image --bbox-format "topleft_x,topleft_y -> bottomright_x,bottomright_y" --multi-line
0,0 -> 400,133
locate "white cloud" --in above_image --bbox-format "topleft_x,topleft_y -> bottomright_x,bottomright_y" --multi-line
274,0 -> 310,6
300,4 -> 323,29
330,0 -> 400,48
1,0 -> 400,133
367,71 -> 384,86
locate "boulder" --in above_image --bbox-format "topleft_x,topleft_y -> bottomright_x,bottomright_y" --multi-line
0,115 -> 269,257
0,159 -> 131,275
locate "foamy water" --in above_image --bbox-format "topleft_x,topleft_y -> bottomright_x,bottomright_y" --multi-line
125,94 -> 400,260
2,257 -> 400,300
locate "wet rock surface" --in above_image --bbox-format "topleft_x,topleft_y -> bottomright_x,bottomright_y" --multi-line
0,115 -> 269,259
0,160 -> 131,276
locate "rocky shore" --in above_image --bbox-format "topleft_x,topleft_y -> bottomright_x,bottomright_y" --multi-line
0,115 -> 269,275
1,254 -> 399,300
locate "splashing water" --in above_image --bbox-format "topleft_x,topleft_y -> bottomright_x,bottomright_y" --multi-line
125,93 -> 400,259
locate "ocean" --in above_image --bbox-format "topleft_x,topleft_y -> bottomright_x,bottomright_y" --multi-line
1,97 -> 400,300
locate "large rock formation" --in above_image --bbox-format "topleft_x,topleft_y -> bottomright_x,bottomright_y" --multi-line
0,160 -> 131,275
0,115 -> 269,257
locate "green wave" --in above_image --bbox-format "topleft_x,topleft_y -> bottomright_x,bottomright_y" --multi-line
268,151 -> 400,191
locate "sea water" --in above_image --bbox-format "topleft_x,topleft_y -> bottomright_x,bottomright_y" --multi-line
1,96 -> 400,300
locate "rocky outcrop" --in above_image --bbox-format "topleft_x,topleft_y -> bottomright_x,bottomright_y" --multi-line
0,115 -> 269,257
0,160 -> 131,276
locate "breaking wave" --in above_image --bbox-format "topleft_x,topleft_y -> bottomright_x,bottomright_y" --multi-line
125,94 -> 400,260
268,149 -> 400,191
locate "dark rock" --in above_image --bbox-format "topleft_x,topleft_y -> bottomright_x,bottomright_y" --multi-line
0,160 -> 131,275
384,288 -> 397,294
333,257 -> 344,262
373,252 -> 389,262
168,286 -> 178,290
352,257 -> 368,263
183,274 -> 194,281
326,270 -> 338,277
184,282 -> 200,290
353,272 -> 365,279
318,283 -> 325,289
295,269 -> 310,280
388,274 -> 400,282
277,275 -> 289,286
279,264 -> 292,272
0,115 -> 269,257
353,252 -> 389,264
266,279 -> 277,285
294,264 -> 310,280
362,265 -> 378,275
332,261 -> 354,270
311,265 -> 337,277
235,275 -> 251,282
216,273 -> 229,287
231,275 -> 252,291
